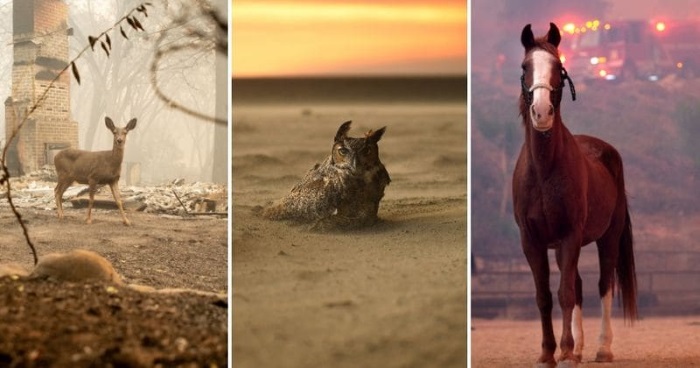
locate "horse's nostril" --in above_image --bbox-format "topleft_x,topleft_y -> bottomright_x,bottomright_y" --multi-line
548,105 -> 554,116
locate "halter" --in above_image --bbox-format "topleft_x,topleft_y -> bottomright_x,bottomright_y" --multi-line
521,66 -> 577,107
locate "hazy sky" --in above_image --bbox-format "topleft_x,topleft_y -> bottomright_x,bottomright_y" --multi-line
232,0 -> 467,77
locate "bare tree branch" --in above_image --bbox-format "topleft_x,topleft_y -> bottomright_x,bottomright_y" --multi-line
149,1 -> 227,125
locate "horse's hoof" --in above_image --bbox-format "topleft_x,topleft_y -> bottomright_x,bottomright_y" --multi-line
535,360 -> 556,368
595,350 -> 614,362
556,359 -> 578,368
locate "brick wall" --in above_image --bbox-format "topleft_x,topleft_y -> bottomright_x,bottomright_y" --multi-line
5,0 -> 77,174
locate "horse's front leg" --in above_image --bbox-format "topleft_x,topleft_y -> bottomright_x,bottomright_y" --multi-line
572,270 -> 584,361
555,239 -> 582,367
524,244 -> 556,368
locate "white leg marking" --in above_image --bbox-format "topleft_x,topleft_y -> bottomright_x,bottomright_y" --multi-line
572,304 -> 584,358
598,290 -> 614,356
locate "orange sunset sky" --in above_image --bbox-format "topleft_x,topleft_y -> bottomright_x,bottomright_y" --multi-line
232,0 -> 467,77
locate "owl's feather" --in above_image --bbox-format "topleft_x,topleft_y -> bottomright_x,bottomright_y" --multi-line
261,121 -> 390,230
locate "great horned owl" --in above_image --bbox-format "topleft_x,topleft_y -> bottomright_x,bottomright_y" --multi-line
261,121 -> 390,229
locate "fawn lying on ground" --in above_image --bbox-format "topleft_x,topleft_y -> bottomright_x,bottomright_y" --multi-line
54,117 -> 137,225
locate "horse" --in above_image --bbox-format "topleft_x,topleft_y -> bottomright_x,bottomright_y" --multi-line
512,23 -> 637,367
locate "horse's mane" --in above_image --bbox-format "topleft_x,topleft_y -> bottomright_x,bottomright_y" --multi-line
518,37 -> 561,119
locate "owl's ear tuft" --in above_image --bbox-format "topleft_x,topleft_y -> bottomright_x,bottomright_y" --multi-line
366,126 -> 386,143
335,121 -> 352,142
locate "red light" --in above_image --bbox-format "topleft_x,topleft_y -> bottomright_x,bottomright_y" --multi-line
656,22 -> 666,32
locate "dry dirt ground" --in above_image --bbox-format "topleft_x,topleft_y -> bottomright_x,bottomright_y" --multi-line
232,104 -> 468,368
471,317 -> 700,367
0,208 -> 228,367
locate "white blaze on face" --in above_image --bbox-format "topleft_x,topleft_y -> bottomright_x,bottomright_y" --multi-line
529,50 -> 557,131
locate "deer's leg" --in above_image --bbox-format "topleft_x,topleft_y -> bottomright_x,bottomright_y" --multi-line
109,182 -> 130,226
86,182 -> 96,224
55,181 -> 68,219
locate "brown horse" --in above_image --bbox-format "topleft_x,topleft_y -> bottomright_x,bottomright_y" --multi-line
513,23 -> 637,367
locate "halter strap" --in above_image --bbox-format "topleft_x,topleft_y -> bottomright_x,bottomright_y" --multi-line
521,66 -> 577,106
529,83 -> 554,93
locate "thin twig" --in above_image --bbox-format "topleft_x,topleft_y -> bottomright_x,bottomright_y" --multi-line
1,165 -> 38,265
150,46 -> 226,125
149,4 -> 227,125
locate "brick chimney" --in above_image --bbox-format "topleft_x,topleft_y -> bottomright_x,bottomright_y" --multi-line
5,0 -> 78,176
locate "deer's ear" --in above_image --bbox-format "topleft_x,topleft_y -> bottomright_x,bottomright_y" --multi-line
105,117 -> 116,131
126,118 -> 137,131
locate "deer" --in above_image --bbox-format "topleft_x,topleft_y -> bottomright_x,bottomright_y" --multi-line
54,117 -> 137,226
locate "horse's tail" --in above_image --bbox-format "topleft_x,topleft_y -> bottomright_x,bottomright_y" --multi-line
617,206 -> 638,323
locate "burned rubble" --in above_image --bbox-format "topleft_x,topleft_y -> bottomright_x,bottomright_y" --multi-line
1,166 -> 227,217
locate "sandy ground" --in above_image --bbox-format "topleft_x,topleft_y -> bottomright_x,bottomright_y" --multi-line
232,104 -> 467,368
471,317 -> 700,367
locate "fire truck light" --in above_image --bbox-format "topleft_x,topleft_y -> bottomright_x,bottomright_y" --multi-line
563,23 -> 576,34
677,62 -> 684,69
599,70 -> 608,77
604,23 -> 611,30
656,22 -> 666,32
591,57 -> 607,65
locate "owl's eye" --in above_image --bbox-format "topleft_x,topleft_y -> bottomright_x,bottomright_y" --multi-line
338,147 -> 350,156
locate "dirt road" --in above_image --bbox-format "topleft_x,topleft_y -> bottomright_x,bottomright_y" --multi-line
471,317 -> 700,367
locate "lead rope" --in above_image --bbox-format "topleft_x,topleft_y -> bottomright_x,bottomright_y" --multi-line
561,66 -> 576,102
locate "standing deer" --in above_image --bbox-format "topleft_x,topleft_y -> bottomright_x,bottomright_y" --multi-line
54,117 -> 137,226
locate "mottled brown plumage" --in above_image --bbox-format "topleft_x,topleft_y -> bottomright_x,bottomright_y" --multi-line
262,121 -> 390,230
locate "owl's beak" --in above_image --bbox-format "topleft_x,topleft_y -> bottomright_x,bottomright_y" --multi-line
349,157 -> 357,173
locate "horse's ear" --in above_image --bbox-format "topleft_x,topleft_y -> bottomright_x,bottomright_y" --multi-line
521,24 -> 536,50
547,22 -> 561,47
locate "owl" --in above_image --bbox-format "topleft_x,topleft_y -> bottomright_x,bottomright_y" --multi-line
261,121 -> 391,230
